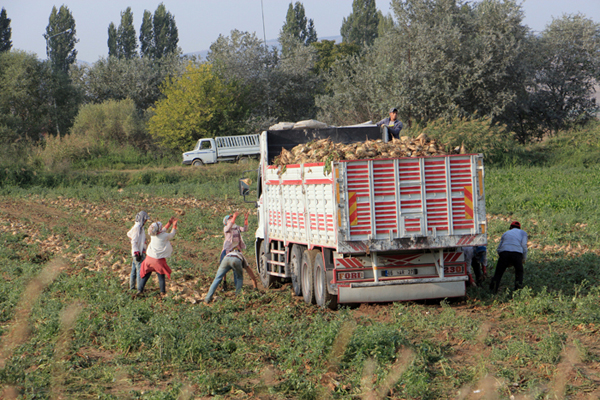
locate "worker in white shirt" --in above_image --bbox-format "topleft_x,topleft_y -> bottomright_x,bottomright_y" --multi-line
138,217 -> 178,297
127,211 -> 148,291
489,221 -> 528,293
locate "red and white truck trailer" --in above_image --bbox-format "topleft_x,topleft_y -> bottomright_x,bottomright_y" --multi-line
239,125 -> 487,308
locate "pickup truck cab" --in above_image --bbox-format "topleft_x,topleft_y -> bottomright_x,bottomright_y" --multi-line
182,134 -> 260,166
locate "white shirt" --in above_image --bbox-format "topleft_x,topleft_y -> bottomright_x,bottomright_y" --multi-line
497,228 -> 528,261
147,229 -> 176,259
127,222 -> 146,256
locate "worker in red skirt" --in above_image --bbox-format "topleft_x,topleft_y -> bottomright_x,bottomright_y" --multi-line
138,217 -> 178,297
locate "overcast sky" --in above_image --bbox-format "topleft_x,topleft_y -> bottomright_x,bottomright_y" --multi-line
5,0 -> 600,63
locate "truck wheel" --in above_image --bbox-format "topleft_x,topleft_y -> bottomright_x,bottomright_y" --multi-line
301,250 -> 319,304
314,253 -> 338,310
290,245 -> 304,296
258,241 -> 275,289
192,159 -> 204,167
237,156 -> 250,164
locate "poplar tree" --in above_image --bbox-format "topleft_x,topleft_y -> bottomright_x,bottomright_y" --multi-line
152,3 -> 179,59
139,10 -> 153,58
0,7 -> 12,53
341,0 -> 380,47
44,5 -> 78,73
138,4 -> 179,59
279,2 -> 318,56
107,22 -> 118,57
117,7 -> 137,59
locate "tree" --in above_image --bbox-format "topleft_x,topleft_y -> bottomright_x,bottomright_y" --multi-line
139,10 -> 153,57
341,0 -> 380,47
107,22 -> 118,57
70,54 -> 187,111
44,5 -> 78,73
377,12 -> 395,37
318,0 -> 530,128
0,50 -> 54,140
208,30 -> 276,127
311,39 -> 360,74
117,7 -> 137,59
152,3 -> 179,59
138,4 -> 179,59
208,29 -> 324,129
528,14 -> 600,132
148,63 -> 248,151
279,2 -> 318,56
0,7 -> 12,53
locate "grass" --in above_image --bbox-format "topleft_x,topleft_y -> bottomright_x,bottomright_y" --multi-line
1,128 -> 600,399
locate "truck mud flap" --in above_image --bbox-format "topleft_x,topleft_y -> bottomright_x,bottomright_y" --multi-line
338,279 -> 466,303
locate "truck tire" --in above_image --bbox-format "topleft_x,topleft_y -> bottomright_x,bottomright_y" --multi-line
314,253 -> 338,310
258,241 -> 276,289
290,244 -> 304,296
301,249 -> 319,304
192,159 -> 204,167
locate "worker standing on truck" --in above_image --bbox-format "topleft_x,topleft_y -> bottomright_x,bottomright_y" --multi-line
127,211 -> 149,291
376,107 -> 403,140
489,221 -> 528,293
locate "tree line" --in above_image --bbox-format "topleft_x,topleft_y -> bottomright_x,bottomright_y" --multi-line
1,0 -> 599,158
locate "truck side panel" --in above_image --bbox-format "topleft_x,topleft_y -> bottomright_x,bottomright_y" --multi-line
215,134 -> 260,159
264,163 -> 336,248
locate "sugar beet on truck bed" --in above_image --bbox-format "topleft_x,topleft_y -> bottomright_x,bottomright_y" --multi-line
248,126 -> 487,308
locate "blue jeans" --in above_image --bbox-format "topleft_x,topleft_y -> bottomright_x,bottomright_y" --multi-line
130,254 -> 146,290
138,270 -> 166,293
205,256 -> 244,303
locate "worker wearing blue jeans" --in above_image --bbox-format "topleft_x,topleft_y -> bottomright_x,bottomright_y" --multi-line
205,251 -> 258,303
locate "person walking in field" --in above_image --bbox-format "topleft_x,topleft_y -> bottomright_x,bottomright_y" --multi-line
489,221 -> 528,293
127,211 -> 149,291
219,211 -> 249,289
138,217 -> 178,297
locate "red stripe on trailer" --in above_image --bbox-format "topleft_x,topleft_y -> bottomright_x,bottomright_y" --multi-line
266,180 -> 279,185
304,162 -> 324,167
305,179 -> 333,185
281,179 -> 302,185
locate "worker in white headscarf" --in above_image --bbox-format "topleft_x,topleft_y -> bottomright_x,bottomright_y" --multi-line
138,217 -> 178,297
126,211 -> 149,291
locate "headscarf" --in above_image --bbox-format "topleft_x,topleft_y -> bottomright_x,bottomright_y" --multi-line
127,211 -> 148,240
148,221 -> 163,236
223,215 -> 231,226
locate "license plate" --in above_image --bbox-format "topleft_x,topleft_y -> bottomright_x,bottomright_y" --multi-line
383,269 -> 418,277
337,271 -> 364,281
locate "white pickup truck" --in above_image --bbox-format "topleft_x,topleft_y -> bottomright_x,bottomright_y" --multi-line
182,134 -> 260,166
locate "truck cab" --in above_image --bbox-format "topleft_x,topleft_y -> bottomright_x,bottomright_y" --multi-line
182,139 -> 217,166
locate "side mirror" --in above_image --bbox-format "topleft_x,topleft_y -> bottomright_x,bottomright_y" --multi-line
239,178 -> 252,196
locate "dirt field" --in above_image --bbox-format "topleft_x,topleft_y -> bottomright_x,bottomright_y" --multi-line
1,194 -> 600,399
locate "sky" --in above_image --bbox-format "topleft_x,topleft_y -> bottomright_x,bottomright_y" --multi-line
4,0 -> 600,64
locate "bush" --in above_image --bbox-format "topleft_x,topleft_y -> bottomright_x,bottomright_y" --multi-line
35,99 -> 156,170
409,116 -> 524,166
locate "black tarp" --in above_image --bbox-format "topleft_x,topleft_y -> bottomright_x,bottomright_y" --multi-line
265,126 -> 383,165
